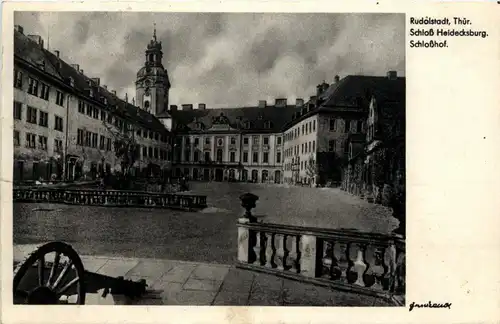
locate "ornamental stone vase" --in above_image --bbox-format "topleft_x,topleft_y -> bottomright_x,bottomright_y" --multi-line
239,193 -> 259,222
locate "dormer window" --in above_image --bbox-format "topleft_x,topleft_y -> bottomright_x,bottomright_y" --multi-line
264,121 -> 273,129
244,121 -> 252,129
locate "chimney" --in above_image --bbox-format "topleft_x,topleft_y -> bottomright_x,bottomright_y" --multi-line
70,64 -> 80,71
275,98 -> 287,108
198,103 -> 206,110
125,93 -> 128,103
295,98 -> 304,107
181,104 -> 193,111
111,90 -> 117,96
334,75 -> 340,83
170,105 -> 178,112
27,35 -> 44,48
91,78 -> 100,86
14,25 -> 24,34
103,85 -> 108,90
387,71 -> 397,80
258,100 -> 267,108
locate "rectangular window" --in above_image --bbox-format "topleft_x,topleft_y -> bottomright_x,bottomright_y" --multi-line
56,91 -> 65,106
28,77 -> 38,96
252,136 -> 259,145
99,135 -> 105,150
93,107 -> 99,119
328,140 -> 336,152
148,147 -> 153,157
78,101 -> 85,113
39,83 -> 50,100
329,118 -> 336,131
276,152 -> 281,163
107,113 -> 113,124
194,137 -> 199,145
27,106 -> 37,124
136,128 -> 141,137
205,137 -> 210,145
13,101 -> 22,120
38,135 -> 48,150
26,133 -> 36,148
101,110 -> 106,121
312,141 -> 316,152
344,120 -> 350,133
194,151 -> 199,162
149,131 -> 153,139
77,129 -> 84,145
313,120 -> 316,131
106,138 -> 112,151
84,131 -> 91,147
243,137 -> 249,145
13,130 -> 20,147
91,133 -> 98,148
263,136 -> 269,145
302,125 -> 305,135
14,70 -> 23,89
54,115 -> 63,131
154,148 -> 159,159
277,137 -> 282,145
253,152 -> 259,163
142,146 -> 147,157
308,142 -> 311,152
204,151 -> 210,161
86,104 -> 93,116
230,151 -> 236,162
263,152 -> 269,163
54,139 -> 63,153
38,111 -> 48,127
301,143 -> 304,154
243,151 -> 248,163
230,137 -> 236,145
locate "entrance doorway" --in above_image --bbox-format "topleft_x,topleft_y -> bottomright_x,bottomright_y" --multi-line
193,168 -> 199,180
274,170 -> 281,184
215,168 -> 223,182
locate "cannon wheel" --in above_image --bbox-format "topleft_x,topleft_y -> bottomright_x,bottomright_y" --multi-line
13,241 -> 86,304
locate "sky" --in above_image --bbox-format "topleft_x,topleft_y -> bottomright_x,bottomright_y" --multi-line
14,12 -> 405,108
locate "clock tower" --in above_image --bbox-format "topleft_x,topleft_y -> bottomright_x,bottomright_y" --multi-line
135,24 -> 171,117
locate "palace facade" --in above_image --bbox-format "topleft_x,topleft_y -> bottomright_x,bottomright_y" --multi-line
13,25 -> 172,182
13,24 -> 404,188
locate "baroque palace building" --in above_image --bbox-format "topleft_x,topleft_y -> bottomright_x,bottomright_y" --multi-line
13,24 -> 404,187
13,25 -> 172,181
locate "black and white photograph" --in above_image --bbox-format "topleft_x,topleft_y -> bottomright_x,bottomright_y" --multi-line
11,12 -> 406,306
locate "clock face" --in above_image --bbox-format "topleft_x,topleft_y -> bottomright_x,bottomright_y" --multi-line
145,79 -> 151,87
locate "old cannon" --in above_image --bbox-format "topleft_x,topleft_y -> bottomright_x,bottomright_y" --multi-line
13,241 -> 147,305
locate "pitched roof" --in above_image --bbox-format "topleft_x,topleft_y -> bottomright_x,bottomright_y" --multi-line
171,105 -> 297,133
14,30 -> 169,134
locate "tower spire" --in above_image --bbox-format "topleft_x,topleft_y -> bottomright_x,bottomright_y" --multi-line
153,23 -> 157,41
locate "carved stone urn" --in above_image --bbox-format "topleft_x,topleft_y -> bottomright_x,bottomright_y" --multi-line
239,193 -> 259,222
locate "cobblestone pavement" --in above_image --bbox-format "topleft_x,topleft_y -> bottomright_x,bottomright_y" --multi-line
13,244 -> 395,306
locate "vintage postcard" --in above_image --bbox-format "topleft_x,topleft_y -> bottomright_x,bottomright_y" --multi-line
1,1 -> 499,324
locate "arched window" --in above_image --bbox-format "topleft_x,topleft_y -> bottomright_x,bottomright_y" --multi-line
144,100 -> 150,111
216,149 -> 223,162
262,170 -> 269,183
149,54 -> 154,62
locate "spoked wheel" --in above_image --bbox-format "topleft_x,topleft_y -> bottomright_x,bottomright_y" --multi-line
13,242 -> 86,305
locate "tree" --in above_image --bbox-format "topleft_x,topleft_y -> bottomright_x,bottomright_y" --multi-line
305,154 -> 318,185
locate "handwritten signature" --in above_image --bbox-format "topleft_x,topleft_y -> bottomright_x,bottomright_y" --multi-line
409,301 -> 452,312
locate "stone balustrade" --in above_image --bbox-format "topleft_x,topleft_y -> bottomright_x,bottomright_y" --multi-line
237,219 -> 405,304
13,188 -> 207,211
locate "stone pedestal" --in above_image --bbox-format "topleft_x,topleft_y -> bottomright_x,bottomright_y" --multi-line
300,234 -> 317,278
237,218 -> 250,263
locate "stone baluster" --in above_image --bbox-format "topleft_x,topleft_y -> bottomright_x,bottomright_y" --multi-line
352,244 -> 368,286
287,235 -> 301,273
273,233 -> 286,270
383,241 -> 397,291
264,232 -> 275,268
252,231 -> 264,266
334,242 -> 350,284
